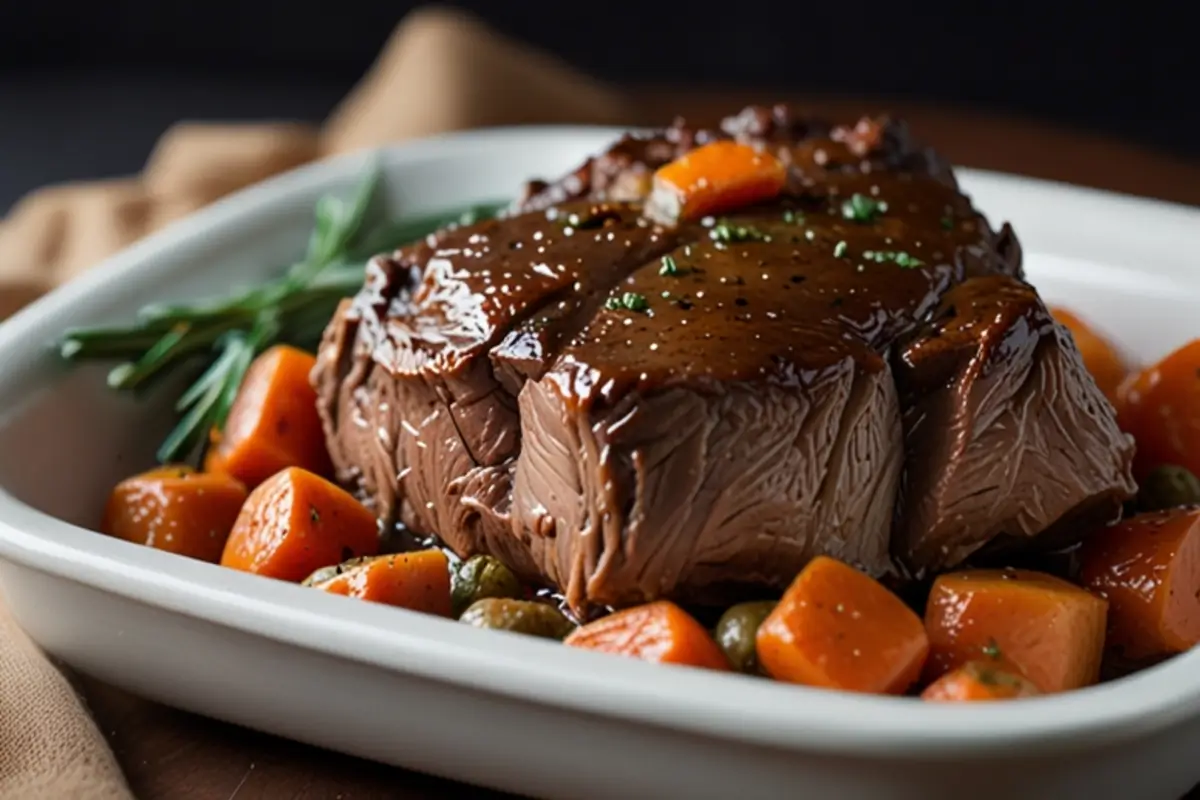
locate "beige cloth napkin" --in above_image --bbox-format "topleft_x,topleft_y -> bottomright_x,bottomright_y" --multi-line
0,7 -> 628,797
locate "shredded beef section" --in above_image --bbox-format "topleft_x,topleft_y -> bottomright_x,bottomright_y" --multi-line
891,275 -> 1137,575
314,204 -> 682,572
514,361 -> 902,609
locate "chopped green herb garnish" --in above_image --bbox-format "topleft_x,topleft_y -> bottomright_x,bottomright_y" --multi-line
309,506 -> 321,523
862,250 -> 924,268
623,292 -> 649,311
982,638 -> 1002,660
833,240 -> 848,258
659,255 -> 680,276
782,209 -> 805,225
606,292 -> 649,312
841,193 -> 888,223
940,215 -> 954,230
710,220 -> 771,244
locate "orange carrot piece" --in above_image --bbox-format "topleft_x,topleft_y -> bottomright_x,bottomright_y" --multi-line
207,345 -> 332,489
102,465 -> 248,563
1116,339 -> 1200,482
1079,508 -> 1200,663
923,569 -> 1107,693
314,550 -> 453,617
1049,306 -> 1129,403
755,556 -> 929,694
564,601 -> 731,671
221,467 -> 378,582
921,661 -> 1040,702
646,141 -> 786,224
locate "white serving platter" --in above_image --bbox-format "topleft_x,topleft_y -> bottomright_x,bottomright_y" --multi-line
0,126 -> 1199,800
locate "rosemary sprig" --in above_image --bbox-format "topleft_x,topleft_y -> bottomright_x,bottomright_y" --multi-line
59,160 -> 506,464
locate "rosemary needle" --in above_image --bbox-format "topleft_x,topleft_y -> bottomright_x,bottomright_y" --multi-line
59,159 -> 507,465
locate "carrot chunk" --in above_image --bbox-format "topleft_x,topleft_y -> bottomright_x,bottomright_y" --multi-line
921,661 -> 1040,702
646,141 -> 786,224
313,550 -> 452,617
1079,507 -> 1200,664
755,556 -> 929,694
924,569 -> 1107,693
1116,339 -> 1200,482
102,465 -> 247,563
1049,306 -> 1129,403
220,467 -> 378,582
564,601 -> 730,671
207,345 -> 332,489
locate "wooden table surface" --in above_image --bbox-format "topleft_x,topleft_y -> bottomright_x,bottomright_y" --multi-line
77,90 -> 1200,800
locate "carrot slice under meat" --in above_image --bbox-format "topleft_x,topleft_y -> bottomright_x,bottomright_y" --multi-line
921,661 -> 1040,702
755,556 -> 929,694
1079,507 -> 1200,664
564,601 -> 731,671
206,345 -> 332,489
102,465 -> 247,563
923,569 -> 1107,693
1049,306 -> 1129,403
220,467 -> 378,582
313,550 -> 453,617
1115,338 -> 1200,482
646,141 -> 786,225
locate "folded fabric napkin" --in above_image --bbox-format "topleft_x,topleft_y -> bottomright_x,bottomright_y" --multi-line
0,6 -> 628,797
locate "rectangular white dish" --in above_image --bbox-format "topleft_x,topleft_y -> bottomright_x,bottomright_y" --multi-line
1,127 -> 1200,799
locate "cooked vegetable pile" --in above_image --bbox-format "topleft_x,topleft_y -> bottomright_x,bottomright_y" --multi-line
76,135 -> 1200,704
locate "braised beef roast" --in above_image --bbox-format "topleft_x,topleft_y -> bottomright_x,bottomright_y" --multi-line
313,106 -> 1136,612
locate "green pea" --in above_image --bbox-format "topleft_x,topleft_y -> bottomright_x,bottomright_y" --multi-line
300,556 -> 380,587
451,555 -> 523,617
459,598 -> 576,640
1138,465 -> 1200,512
715,601 -> 777,674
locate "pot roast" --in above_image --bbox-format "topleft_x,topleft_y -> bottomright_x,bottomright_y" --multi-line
313,105 -> 1136,612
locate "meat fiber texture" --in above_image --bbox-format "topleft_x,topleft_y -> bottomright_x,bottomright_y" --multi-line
314,105 -> 1135,613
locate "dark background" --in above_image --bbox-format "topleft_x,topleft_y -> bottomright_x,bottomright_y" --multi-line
0,1 -> 1192,214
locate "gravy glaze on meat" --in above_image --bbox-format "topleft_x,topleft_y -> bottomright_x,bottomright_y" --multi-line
313,105 -> 1136,614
